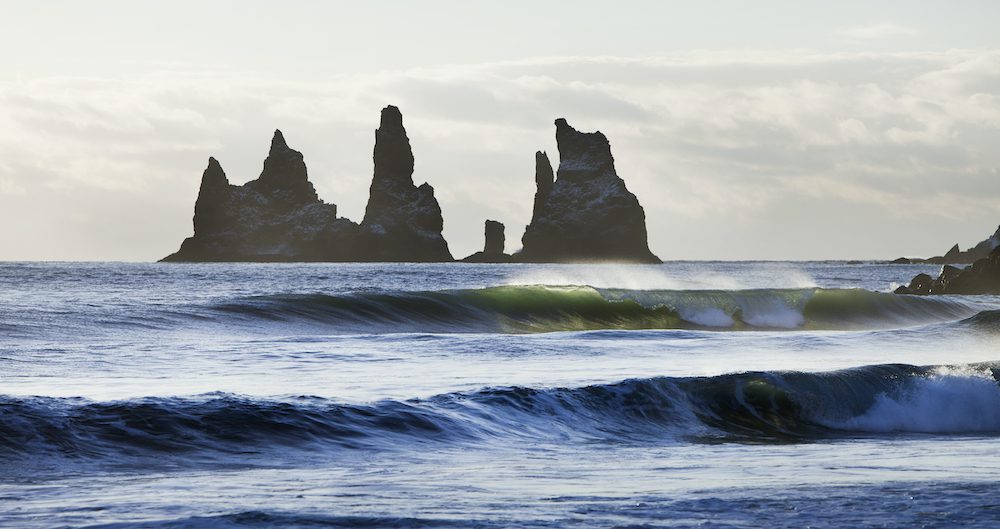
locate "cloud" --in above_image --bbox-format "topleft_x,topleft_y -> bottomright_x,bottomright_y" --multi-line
836,23 -> 920,40
1,50 -> 1000,260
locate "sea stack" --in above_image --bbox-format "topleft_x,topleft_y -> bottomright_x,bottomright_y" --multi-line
356,106 -> 453,262
161,131 -> 357,262
516,119 -> 660,263
244,130 -> 319,208
462,220 -> 510,263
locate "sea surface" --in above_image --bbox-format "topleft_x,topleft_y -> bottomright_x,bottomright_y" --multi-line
3,261 -> 1000,528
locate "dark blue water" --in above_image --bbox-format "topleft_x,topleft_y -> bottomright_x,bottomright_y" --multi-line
3,262 -> 1000,528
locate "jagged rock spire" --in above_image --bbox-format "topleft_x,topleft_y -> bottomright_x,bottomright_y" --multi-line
200,157 -> 229,191
163,131 -> 341,262
532,151 -> 554,221
517,118 -> 660,263
270,129 -> 288,151
161,110 -> 456,263
193,157 -> 232,236
247,129 -> 318,208
553,118 -> 615,183
358,105 -> 452,261
367,105 -> 416,201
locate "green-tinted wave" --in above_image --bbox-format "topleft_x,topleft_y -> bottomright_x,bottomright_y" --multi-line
208,285 -> 981,333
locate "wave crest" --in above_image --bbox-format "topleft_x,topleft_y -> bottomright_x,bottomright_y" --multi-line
207,286 -> 977,333
5,363 -> 1000,467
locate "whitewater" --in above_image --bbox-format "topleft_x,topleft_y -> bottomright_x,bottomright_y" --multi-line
3,261 -> 1000,528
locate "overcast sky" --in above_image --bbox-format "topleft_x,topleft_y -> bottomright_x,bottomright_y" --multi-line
2,0 -> 999,260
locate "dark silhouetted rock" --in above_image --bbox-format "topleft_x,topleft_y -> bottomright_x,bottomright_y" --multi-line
925,243 -> 962,264
894,273 -> 934,295
484,220 -> 505,255
516,119 -> 660,263
895,246 -> 1000,295
943,244 -> 961,261
964,225 -> 1000,261
890,257 -> 913,264
162,131 -> 359,262
940,264 -> 963,283
356,106 -> 453,262
162,107 -> 455,262
244,130 -> 319,209
192,157 -> 232,237
532,151 -> 554,221
910,226 -> 1000,264
462,220 -> 511,263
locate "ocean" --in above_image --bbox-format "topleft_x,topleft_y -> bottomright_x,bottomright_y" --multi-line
3,261 -> 1000,528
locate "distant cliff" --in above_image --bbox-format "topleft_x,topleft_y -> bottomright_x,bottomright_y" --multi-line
162,106 -> 451,262
516,119 -> 660,263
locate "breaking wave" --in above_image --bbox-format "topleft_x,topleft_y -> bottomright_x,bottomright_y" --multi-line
205,286 -> 978,333
4,363 -> 1000,468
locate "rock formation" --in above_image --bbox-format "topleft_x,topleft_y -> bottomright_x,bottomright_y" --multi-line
966,226 -> 1000,259
244,130 -> 319,209
462,220 -> 510,263
895,246 -> 1000,295
162,110 -> 666,264
162,106 -> 453,262
516,119 -> 660,263
355,106 -> 453,262
161,131 -> 358,262
531,151 -> 554,221
891,225 -> 1000,264
483,220 -> 505,256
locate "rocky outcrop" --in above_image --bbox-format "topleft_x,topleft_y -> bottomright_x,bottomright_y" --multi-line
161,131 -> 359,262
895,246 -> 1000,295
355,106 -> 453,262
516,119 -> 660,263
892,226 -> 1000,264
462,220 -> 510,263
162,106 -> 453,262
965,226 -> 1000,260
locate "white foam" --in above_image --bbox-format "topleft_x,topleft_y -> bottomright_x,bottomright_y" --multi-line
680,307 -> 735,327
826,368 -> 1000,433
505,266 -> 684,290
504,264 -> 818,291
740,299 -> 807,328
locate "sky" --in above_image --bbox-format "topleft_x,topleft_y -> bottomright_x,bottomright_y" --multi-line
1,0 -> 999,261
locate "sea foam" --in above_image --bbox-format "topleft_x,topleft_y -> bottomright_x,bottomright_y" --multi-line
825,368 -> 1000,433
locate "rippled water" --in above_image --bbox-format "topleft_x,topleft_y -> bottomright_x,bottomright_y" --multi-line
3,261 -> 1000,528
